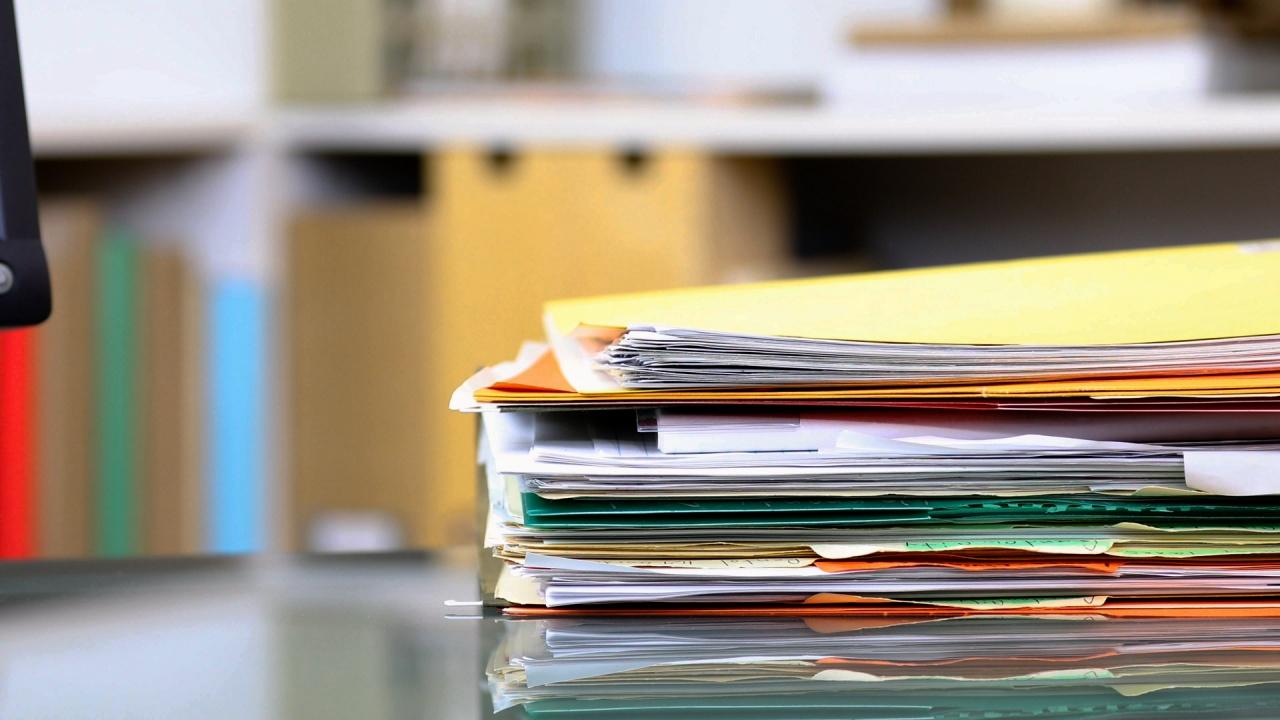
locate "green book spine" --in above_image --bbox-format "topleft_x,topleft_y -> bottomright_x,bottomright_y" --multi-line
96,231 -> 139,556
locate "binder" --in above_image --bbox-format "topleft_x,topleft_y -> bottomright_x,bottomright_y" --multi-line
35,198 -> 100,557
96,230 -> 140,556
0,329 -> 36,557
141,245 -> 201,555
207,278 -> 265,553
286,204 -> 430,550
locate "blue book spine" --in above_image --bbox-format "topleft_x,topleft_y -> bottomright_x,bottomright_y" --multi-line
206,279 -> 267,553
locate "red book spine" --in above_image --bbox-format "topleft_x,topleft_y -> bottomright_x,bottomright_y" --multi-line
0,329 -> 36,558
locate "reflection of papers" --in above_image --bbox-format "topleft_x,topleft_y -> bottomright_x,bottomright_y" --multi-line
490,615 -> 1280,720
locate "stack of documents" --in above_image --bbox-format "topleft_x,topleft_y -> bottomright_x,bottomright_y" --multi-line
454,242 -> 1280,614
487,615 -> 1280,718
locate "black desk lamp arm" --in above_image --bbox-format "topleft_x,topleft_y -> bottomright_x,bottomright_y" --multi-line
0,0 -> 52,327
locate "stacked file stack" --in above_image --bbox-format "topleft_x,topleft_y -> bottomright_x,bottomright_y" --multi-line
454,243 -> 1280,615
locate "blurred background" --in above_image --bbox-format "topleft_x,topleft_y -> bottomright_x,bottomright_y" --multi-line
8,0 -> 1280,560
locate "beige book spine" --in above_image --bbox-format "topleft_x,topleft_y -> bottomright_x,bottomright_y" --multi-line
36,198 -> 101,558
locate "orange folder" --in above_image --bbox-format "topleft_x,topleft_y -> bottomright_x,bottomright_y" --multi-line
475,346 -> 1280,406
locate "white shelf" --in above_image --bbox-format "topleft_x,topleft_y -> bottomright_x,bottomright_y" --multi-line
33,97 -> 1280,158
274,97 -> 1280,155
30,113 -> 255,158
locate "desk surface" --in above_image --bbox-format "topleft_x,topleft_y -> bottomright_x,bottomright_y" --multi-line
0,551 -> 486,719
1,552 -> 1277,720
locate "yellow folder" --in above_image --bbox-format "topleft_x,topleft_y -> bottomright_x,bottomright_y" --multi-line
545,242 -> 1280,346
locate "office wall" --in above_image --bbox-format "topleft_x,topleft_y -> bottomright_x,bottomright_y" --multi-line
15,0 -> 266,123
578,0 -> 936,85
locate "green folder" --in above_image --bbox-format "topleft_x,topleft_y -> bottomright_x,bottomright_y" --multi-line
96,230 -> 139,556
520,493 -> 1280,530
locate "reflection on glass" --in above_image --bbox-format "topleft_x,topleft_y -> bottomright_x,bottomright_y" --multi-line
486,614 -> 1280,718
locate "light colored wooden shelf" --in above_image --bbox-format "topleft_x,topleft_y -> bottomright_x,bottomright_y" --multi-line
273,97 -> 1280,155
30,112 -> 255,158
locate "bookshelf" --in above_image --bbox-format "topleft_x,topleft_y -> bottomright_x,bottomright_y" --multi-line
22,0 -> 1280,555
22,0 -> 274,556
